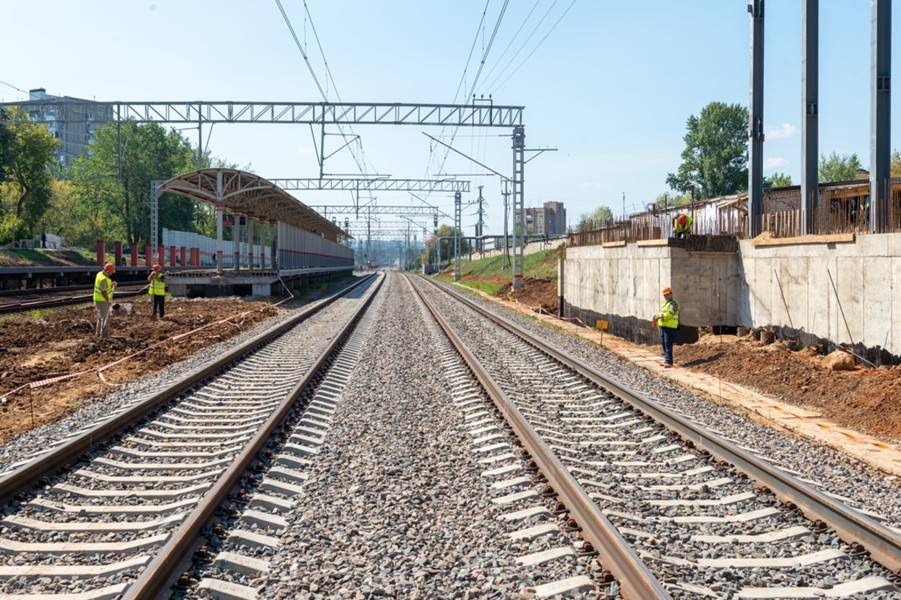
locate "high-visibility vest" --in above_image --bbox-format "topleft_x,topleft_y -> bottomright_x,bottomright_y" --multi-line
674,214 -> 693,233
657,299 -> 679,329
148,273 -> 166,296
93,271 -> 113,303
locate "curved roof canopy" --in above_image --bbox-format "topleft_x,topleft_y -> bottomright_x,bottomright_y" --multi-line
159,169 -> 348,241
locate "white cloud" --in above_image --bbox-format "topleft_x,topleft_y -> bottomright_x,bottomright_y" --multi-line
764,156 -> 789,171
766,123 -> 797,140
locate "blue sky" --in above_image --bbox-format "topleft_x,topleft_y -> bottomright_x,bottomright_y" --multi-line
1,1 -> 898,237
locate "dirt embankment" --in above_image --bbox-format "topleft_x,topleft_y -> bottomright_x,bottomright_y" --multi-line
501,278 -> 558,313
0,298 -> 280,443
673,336 -> 901,441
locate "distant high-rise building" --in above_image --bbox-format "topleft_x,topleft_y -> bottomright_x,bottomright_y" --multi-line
1,88 -> 113,167
515,201 -> 567,236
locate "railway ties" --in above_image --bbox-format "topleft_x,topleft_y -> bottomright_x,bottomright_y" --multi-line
0,274 -> 383,599
409,274 -> 900,599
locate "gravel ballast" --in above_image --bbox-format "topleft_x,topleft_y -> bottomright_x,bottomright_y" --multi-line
441,281 -> 901,527
262,274 -> 602,598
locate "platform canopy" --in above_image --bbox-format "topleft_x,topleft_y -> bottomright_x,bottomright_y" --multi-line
159,168 -> 349,241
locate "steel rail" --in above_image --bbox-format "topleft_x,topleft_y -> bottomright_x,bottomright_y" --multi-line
0,274 -> 376,506
406,274 -> 670,600
419,275 -> 901,573
0,285 -> 145,315
123,272 -> 384,599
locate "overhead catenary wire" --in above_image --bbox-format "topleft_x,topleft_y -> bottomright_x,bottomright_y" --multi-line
490,0 -> 578,93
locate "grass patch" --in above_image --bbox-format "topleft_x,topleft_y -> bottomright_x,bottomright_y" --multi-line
27,309 -> 45,321
435,247 -> 562,295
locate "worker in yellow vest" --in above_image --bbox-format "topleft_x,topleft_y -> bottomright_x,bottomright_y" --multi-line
672,212 -> 693,239
147,264 -> 166,320
652,287 -> 679,367
93,263 -> 117,337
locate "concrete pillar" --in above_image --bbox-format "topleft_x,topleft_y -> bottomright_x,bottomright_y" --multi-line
801,0 -> 818,235
233,215 -> 241,272
157,246 -> 165,268
130,244 -> 138,267
271,223 -> 279,270
169,245 -> 177,267
748,0 -> 765,238
179,246 -> 187,267
870,0 -> 891,233
114,241 -> 123,266
144,245 -> 152,267
190,247 -> 200,267
215,170 -> 224,272
96,240 -> 105,266
557,257 -> 565,318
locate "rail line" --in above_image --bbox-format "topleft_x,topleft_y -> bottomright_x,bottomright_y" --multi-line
0,284 -> 146,315
409,274 -> 900,599
0,273 -> 383,599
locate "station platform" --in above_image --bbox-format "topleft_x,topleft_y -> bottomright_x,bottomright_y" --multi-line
165,266 -> 353,297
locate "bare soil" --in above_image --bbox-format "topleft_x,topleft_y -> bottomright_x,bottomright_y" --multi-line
672,336 -> 901,441
501,278 -> 558,313
0,298 -> 280,443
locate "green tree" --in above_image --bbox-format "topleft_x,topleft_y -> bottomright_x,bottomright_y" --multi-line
0,107 -> 59,242
892,150 -> 901,178
764,172 -> 793,188
819,152 -> 863,183
0,109 -> 12,182
653,192 -> 691,210
666,102 -> 749,199
576,206 -> 613,231
69,121 -> 205,247
425,224 -> 471,264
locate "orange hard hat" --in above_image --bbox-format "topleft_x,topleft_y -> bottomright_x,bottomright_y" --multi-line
152,264 -> 161,271
677,214 -> 687,225
662,287 -> 672,295
103,262 -> 115,273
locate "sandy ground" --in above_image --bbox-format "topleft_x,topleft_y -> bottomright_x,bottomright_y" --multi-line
671,335 -> 901,441
0,297 -> 280,442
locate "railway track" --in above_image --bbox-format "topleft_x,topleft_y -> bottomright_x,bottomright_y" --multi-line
0,273 -> 383,599
408,274 -> 901,599
0,284 -> 146,316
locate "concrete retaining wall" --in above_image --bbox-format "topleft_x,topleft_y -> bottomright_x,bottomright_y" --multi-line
563,233 -> 901,356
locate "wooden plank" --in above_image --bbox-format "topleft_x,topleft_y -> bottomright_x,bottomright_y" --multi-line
635,239 -> 669,247
601,240 -> 627,248
752,233 -> 855,247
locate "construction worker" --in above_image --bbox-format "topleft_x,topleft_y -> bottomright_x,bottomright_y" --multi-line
93,262 -> 117,337
653,287 -> 679,368
147,264 -> 166,320
672,211 -> 693,239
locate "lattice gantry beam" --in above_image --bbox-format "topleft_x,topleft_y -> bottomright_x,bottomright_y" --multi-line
4,100 -> 523,127
309,205 -> 444,216
270,178 -> 470,193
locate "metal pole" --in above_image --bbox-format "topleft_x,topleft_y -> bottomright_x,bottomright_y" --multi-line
215,171 -> 223,272
150,181 -> 159,252
247,218 -> 255,269
512,125 -> 526,289
801,0 -> 819,235
870,0 -> 891,233
233,215 -> 241,272
454,191 -> 462,282
198,122 -> 203,169
502,181 -> 510,268
748,0 -> 765,238
477,185 -> 485,257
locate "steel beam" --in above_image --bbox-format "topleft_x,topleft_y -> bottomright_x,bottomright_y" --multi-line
270,177 -> 470,193
309,205 -> 444,216
2,100 -> 523,128
748,0 -> 765,238
870,0 -> 891,233
801,0 -> 818,235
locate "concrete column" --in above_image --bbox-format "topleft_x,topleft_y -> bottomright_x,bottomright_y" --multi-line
557,257 -> 565,318
96,240 -> 105,266
179,246 -> 187,267
114,241 -> 123,266
233,216 -> 241,272
271,223 -> 279,270
169,245 -> 177,267
144,245 -> 152,267
215,170 -> 224,272
801,0 -> 818,235
870,0 -> 891,233
748,0 -> 765,238
157,246 -> 165,268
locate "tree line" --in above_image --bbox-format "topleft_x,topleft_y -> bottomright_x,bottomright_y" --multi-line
0,108 -> 223,249
577,101 -> 901,232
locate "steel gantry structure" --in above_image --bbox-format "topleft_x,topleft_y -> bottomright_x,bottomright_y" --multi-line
8,97 -> 530,284
270,177 -> 469,193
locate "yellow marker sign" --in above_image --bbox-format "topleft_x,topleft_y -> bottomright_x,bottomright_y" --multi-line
595,319 -> 609,330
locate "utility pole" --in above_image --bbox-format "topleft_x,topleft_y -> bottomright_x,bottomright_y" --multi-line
476,185 -> 485,257
511,125 -> 525,289
748,0 -> 765,237
870,0 -> 891,233
801,0 -> 819,235
502,180 -> 510,268
454,191 -> 462,282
